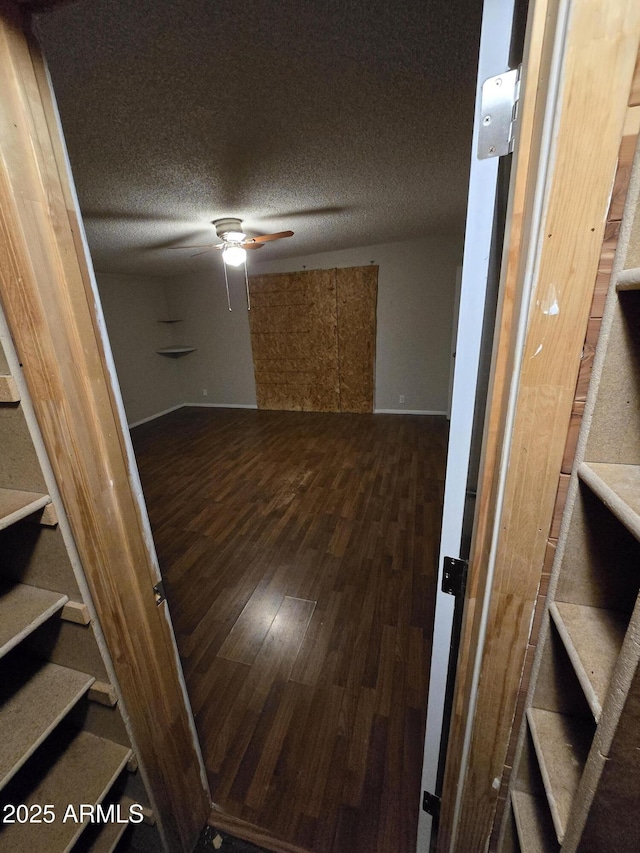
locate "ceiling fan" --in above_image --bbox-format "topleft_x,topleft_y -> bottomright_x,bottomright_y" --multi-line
169,218 -> 294,311
170,217 -> 294,266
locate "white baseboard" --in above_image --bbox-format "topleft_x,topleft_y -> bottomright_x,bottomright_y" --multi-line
184,402 -> 258,410
128,404 -> 185,428
374,408 -> 448,416
130,404 -> 443,426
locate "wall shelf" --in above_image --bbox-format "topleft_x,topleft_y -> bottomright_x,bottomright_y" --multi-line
579,462 -> 640,541
0,728 -> 132,853
550,601 -> 627,720
0,489 -> 50,531
155,346 -> 196,357
511,790 -> 558,853
0,660 -> 94,790
0,583 -> 68,659
75,795 -> 135,852
526,707 -> 592,842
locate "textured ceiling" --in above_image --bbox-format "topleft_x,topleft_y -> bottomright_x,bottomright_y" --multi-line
36,0 -> 482,277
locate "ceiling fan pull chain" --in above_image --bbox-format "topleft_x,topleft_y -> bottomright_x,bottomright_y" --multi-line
244,260 -> 251,311
223,260 -> 232,311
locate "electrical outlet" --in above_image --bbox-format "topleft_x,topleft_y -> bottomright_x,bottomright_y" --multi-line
202,389 -> 208,396
399,395 -> 405,404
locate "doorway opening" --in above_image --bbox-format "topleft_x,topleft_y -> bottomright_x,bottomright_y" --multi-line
34,1 -> 489,850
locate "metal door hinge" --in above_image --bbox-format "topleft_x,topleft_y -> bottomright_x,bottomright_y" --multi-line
422,790 -> 441,819
153,581 -> 166,606
442,556 -> 469,598
478,65 -> 521,159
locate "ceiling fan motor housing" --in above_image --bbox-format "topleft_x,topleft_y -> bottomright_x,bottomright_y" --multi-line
213,217 -> 245,241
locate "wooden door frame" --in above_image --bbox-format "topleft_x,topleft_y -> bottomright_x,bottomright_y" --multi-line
0,6 -> 210,851
437,1 -> 640,850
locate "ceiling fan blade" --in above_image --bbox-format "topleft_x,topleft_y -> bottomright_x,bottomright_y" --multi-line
190,248 -> 217,257
245,230 -> 294,244
245,243 -> 265,250
167,245 -> 215,250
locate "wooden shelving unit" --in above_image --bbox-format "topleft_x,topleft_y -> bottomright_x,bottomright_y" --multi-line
501,133 -> 640,853
0,316 -> 161,851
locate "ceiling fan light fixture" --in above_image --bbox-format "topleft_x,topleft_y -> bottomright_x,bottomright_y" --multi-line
224,230 -> 246,242
222,243 -> 247,267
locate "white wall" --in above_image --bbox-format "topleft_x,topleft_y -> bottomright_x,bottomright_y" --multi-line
164,270 -> 258,407
96,273 -> 183,425
165,236 -> 462,413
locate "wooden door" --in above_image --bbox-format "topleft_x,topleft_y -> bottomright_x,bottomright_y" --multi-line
436,1 -> 640,851
0,7 -> 210,851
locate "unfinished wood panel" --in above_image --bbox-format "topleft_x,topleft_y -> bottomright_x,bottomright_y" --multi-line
88,680 -> 118,707
574,317 -> 602,403
590,221 -> 621,319
448,4 -> 640,850
61,599 -> 91,625
631,50 -> 640,106
561,401 -> 585,474
249,270 -> 340,412
0,13 -> 209,850
0,374 -> 19,402
335,266 -> 378,413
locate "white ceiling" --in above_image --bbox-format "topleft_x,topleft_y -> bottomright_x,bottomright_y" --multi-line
36,0 -> 482,277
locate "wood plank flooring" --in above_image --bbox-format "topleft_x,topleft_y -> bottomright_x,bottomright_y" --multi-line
131,407 -> 447,853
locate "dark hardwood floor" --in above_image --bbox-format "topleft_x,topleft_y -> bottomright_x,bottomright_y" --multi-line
131,407 -> 447,853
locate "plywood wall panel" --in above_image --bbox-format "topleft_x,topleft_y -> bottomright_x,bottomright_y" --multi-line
249,269 -> 340,412
249,266 -> 377,414
336,265 -> 378,413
